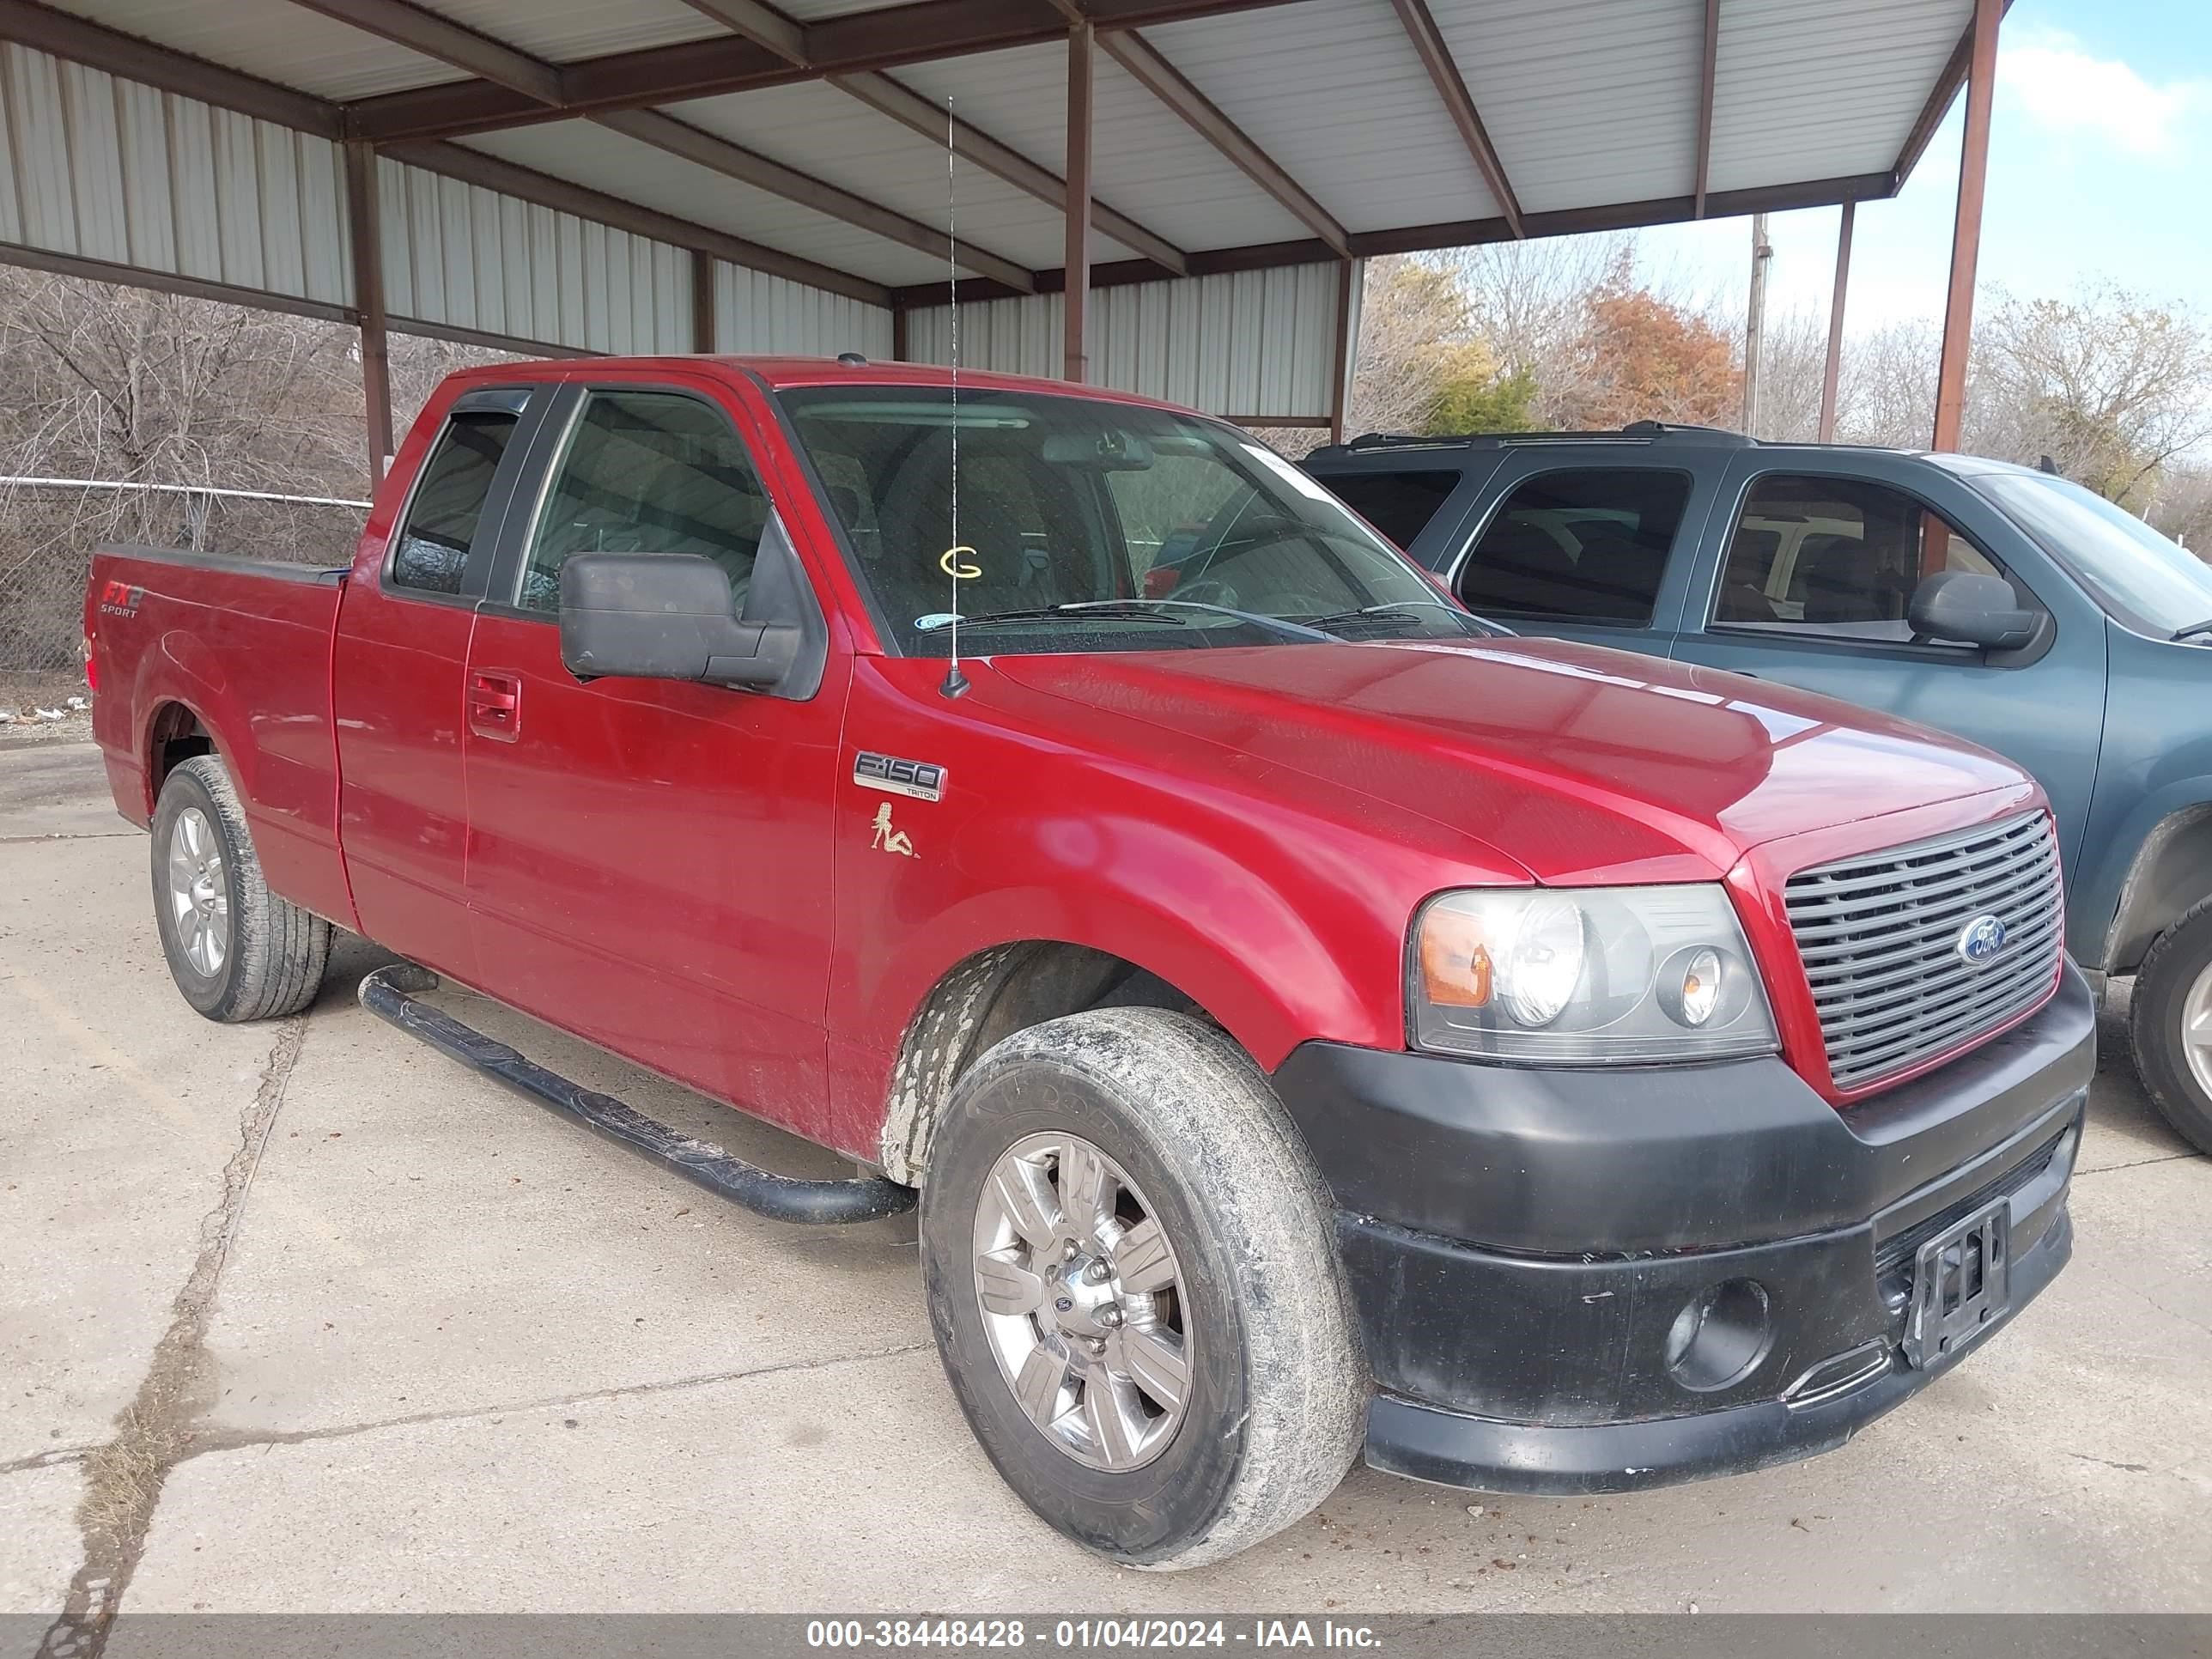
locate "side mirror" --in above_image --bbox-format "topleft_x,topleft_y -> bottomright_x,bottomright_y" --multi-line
1907,570 -> 2040,653
560,515 -> 825,696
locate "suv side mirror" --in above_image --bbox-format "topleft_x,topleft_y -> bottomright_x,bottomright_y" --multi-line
1907,570 -> 2040,653
560,516 -> 825,696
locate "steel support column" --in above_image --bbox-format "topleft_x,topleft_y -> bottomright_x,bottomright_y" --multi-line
1328,258 -> 1358,443
1818,200 -> 1854,442
343,139 -> 394,496
1932,0 -> 2001,452
1064,20 -> 1094,383
692,249 -> 716,353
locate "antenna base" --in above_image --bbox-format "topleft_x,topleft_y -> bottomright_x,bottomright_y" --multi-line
939,663 -> 971,699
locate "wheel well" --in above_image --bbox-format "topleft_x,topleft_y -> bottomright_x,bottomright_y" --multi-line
2107,805 -> 2212,975
879,942 -> 1218,1184
147,703 -> 214,802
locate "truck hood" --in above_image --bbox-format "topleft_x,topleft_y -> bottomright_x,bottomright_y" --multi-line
993,636 -> 2029,884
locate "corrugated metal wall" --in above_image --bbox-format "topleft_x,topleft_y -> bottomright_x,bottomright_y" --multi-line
0,40 -> 894,359
716,260 -> 893,360
378,158 -> 693,354
902,262 -> 1346,422
0,43 -> 349,307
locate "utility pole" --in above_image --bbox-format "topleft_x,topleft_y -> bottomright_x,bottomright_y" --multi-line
1741,212 -> 1771,437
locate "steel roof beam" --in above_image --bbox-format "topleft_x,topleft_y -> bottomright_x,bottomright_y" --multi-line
1894,0 -> 2014,186
591,107 -> 1036,292
0,0 -> 341,136
387,139 -> 894,305
1692,0 -> 1718,216
287,0 -> 562,105
832,69 -> 1187,276
887,168 -> 1898,307
1097,27 -> 1347,258
679,0 -> 808,66
343,0 -> 1319,144
1387,0 -> 1521,237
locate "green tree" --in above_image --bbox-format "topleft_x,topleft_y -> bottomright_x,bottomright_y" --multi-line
1427,364 -> 1542,434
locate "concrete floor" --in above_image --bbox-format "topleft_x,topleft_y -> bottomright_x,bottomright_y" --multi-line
3,741 -> 2206,1620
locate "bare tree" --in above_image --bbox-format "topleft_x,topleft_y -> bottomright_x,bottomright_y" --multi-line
1435,235 -> 1637,428
1977,283 -> 2212,505
1344,255 -> 1476,436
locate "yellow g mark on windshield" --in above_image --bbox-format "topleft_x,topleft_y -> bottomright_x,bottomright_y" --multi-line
939,545 -> 981,580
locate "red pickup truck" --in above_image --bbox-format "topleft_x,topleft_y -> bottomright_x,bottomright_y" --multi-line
87,356 -> 2092,1568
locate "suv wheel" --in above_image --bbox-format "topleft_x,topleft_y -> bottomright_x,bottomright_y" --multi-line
2130,896 -> 2212,1156
152,755 -> 331,1022
919,1008 -> 1367,1568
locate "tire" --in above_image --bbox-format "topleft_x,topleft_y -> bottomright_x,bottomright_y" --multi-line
2130,897 -> 2212,1157
150,755 -> 331,1023
918,1008 -> 1367,1569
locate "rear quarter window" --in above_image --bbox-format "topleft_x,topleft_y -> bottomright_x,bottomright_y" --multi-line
1457,468 -> 1692,625
1312,469 -> 1463,551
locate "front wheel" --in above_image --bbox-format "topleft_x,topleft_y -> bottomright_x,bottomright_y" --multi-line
919,1009 -> 1367,1569
2130,897 -> 2212,1156
151,755 -> 331,1022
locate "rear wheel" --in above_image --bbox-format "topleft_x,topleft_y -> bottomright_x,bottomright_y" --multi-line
919,1008 -> 1366,1569
151,755 -> 331,1022
2130,898 -> 2212,1156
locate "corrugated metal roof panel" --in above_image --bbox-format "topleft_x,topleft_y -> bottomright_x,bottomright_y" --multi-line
1706,0 -> 1971,191
0,42 -> 351,303
668,81 -> 1131,272
1438,0 -> 1706,213
1141,1 -> 1503,233
461,121 -> 951,287
380,155 -> 693,353
415,0 -> 728,64
714,260 -> 893,359
903,260 -> 1343,422
891,44 -> 1311,254
46,0 -> 463,100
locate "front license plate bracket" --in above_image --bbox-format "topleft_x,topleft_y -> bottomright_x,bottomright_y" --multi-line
1904,1200 -> 2010,1370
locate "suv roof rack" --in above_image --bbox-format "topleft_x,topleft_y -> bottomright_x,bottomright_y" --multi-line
1310,421 -> 1758,459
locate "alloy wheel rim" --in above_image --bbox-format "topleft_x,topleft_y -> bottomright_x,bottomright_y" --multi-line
167,806 -> 229,978
969,1132 -> 1192,1471
2184,957 -> 2212,1102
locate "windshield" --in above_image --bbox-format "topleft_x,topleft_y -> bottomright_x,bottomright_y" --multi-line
778,385 -> 1469,655
1975,471 -> 2212,639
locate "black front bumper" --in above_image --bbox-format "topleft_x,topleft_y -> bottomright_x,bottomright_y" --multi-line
1270,965 -> 2095,1495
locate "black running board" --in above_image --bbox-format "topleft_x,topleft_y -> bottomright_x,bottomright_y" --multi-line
358,963 -> 916,1224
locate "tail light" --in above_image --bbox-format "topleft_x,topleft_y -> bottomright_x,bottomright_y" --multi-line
81,633 -> 97,695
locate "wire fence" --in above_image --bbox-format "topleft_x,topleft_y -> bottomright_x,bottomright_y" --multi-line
0,477 -> 369,669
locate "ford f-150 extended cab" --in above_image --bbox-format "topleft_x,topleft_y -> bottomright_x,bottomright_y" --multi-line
87,357 -> 2092,1570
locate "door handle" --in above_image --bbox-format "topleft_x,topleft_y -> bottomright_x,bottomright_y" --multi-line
468,670 -> 522,742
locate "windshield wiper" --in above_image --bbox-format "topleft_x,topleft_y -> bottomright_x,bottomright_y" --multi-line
2172,617 -> 2212,641
915,599 -> 1332,642
1297,600 -> 1514,638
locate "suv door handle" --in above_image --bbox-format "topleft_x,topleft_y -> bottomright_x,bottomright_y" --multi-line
468,670 -> 522,742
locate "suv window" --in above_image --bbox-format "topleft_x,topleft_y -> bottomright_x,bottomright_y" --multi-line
518,391 -> 769,613
389,410 -> 519,595
1458,469 -> 1690,624
1319,470 -> 1462,550
1715,474 -> 2014,641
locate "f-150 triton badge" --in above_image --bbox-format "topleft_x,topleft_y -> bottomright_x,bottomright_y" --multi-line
854,751 -> 946,802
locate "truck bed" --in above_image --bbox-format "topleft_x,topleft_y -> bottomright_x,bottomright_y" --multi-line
87,546 -> 355,929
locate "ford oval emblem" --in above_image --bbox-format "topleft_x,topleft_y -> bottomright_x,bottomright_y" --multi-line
1955,914 -> 2008,966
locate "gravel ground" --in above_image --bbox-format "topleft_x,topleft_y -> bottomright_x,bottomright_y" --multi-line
0,672 -> 94,745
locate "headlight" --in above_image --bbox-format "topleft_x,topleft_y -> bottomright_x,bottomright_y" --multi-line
1409,884 -> 1778,1063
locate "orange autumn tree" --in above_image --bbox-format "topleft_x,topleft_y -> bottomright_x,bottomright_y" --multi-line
1561,286 -> 1743,429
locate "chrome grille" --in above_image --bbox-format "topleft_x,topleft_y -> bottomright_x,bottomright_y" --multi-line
1785,812 -> 2063,1091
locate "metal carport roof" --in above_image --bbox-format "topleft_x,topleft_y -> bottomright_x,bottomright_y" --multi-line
0,0 -> 1993,475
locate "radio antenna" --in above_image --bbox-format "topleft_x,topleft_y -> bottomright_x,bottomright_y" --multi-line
939,94 -> 970,699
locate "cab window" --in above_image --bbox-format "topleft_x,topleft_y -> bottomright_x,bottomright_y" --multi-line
388,410 -> 519,596
517,391 -> 769,613
1457,469 -> 1690,624
1714,474 -> 2019,641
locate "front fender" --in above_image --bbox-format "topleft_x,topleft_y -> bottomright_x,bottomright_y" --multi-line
2083,783 -> 2212,973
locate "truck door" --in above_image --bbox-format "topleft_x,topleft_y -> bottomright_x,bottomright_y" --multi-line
332,386 -> 547,983
1440,459 -> 1718,659
1668,455 -> 2109,871
458,377 -> 846,1140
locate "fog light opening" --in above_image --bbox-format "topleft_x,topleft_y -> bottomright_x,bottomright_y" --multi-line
1665,1278 -> 1775,1393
